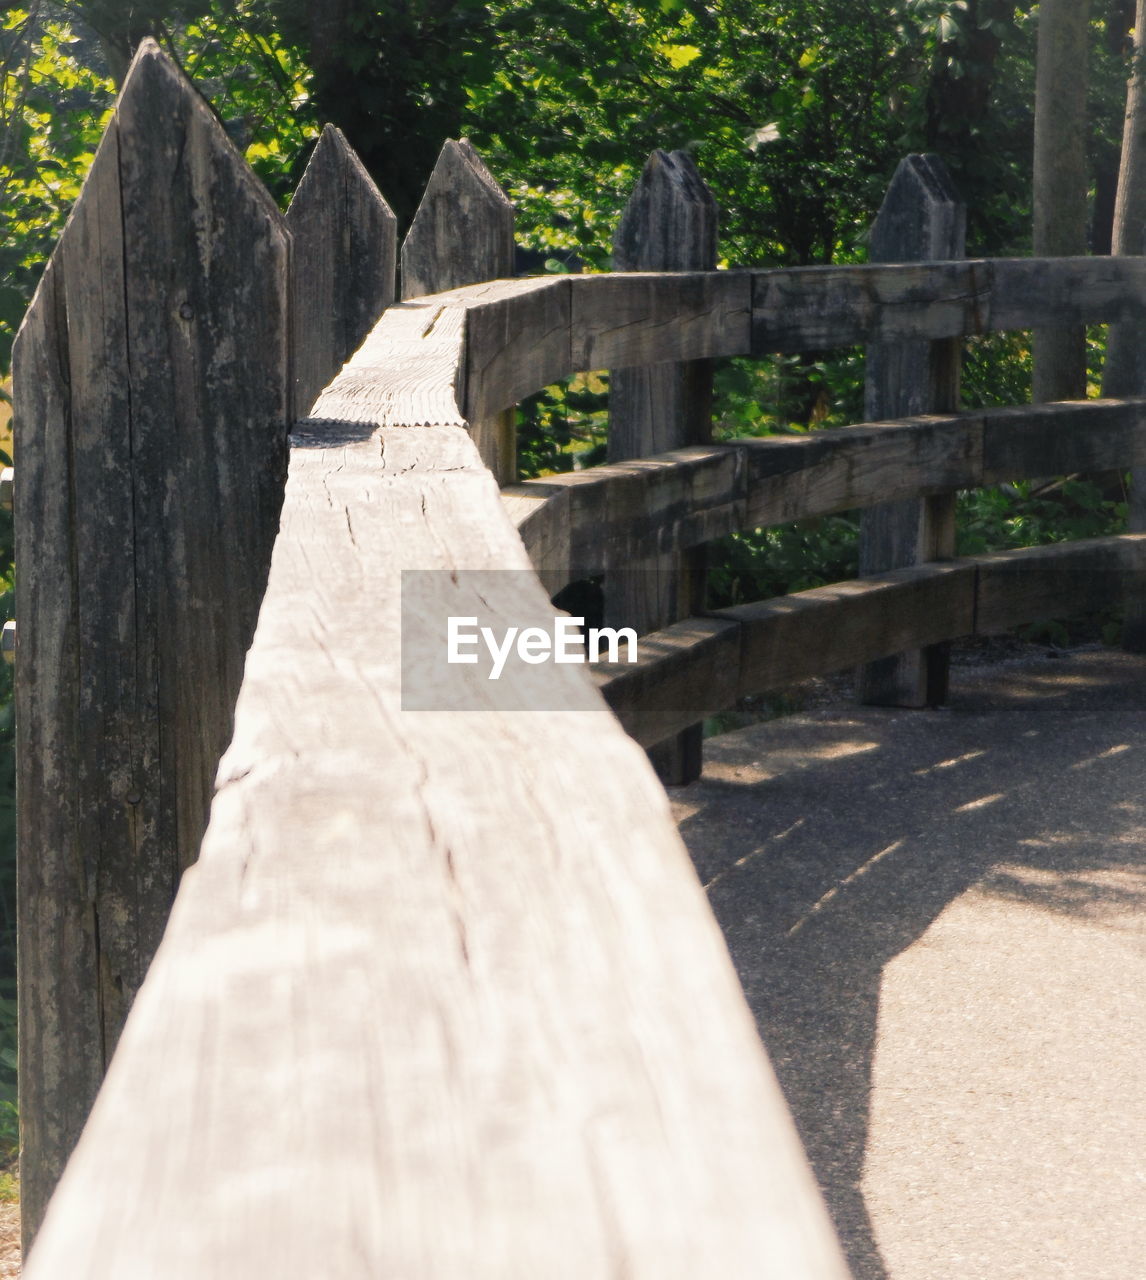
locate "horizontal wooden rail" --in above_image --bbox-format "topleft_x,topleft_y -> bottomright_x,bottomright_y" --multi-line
308,257 -> 1146,435
504,398 -> 1146,591
25,387 -> 849,1275
596,535 -> 1146,747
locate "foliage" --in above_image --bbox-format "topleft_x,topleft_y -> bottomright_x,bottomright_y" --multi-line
516,374 -> 609,479
0,3 -> 318,377
0,0 -> 1142,1163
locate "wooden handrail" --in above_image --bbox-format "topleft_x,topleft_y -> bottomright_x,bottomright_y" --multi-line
597,535 -> 1146,748
25,345 -> 851,1279
19,45 -> 1146,1277
504,398 -> 1146,593
311,258 -> 1146,436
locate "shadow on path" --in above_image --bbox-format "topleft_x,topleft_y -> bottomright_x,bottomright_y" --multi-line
671,649 -> 1146,1280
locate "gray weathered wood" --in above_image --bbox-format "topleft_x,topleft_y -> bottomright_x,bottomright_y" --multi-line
12,39 -> 289,1247
859,154 -> 964,706
23,364 -> 850,1280
606,150 -> 718,782
972,534 -> 1146,634
572,270 -> 750,370
311,256 -> 1146,437
504,446 -> 744,590
286,124 -> 397,416
505,399 -> 1146,593
751,256 -> 1146,353
401,139 -> 517,480
595,536 -> 1146,747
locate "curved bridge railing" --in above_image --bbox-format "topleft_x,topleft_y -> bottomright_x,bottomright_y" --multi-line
16,41 -> 1146,1280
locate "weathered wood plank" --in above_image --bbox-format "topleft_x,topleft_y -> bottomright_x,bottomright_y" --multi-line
973,534 -> 1146,634
594,617 -> 741,749
859,153 -> 964,707
606,151 -> 719,783
742,414 -> 982,528
11,253 -> 103,1255
286,124 -> 397,415
751,256 -> 1146,354
401,139 -> 517,480
719,563 -> 977,703
980,397 -> 1146,480
505,399 -> 1146,592
461,277 -> 571,422
401,139 -> 515,299
23,414 -> 850,1280
506,446 -> 742,589
13,40 -> 290,1246
571,270 -> 750,370
594,537 -> 1146,746
324,257 -> 1146,442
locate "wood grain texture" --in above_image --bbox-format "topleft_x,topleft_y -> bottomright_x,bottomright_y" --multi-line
11,253 -> 102,1255
505,446 -> 742,589
972,534 -> 1146,634
595,537 -> 1146,745
401,139 -> 516,479
859,153 -> 964,708
742,414 -> 981,528
286,124 -> 397,416
401,139 -> 515,299
13,40 -> 289,1246
718,563 -> 976,706
593,617 -> 741,749
571,270 -> 750,370
23,412 -> 850,1280
316,257 -> 1146,446
980,398 -> 1146,480
751,256 -> 1146,354
505,398 -> 1146,592
606,150 -> 718,783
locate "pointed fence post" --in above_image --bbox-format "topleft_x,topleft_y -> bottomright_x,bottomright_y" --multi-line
12,41 -> 290,1246
287,124 -> 397,415
858,154 -> 965,707
606,149 -> 718,785
401,139 -> 517,482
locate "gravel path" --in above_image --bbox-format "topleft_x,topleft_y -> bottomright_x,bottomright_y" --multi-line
672,647 -> 1146,1280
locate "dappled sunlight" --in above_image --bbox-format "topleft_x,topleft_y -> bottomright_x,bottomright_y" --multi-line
672,647 -> 1146,1280
703,818 -> 807,891
1069,743 -> 1132,769
951,791 -> 1005,813
788,839 -> 906,937
913,748 -> 987,775
976,862 -> 1146,928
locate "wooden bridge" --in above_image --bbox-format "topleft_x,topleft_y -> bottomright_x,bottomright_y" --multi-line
11,42 -> 1145,1278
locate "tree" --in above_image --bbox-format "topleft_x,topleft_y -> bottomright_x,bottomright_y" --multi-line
1031,0 -> 1091,402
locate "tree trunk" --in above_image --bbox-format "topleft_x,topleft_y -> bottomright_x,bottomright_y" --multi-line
1104,0 -> 1146,650
1032,0 -> 1091,403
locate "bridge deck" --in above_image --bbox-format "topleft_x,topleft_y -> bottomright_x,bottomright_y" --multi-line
672,647 -> 1146,1280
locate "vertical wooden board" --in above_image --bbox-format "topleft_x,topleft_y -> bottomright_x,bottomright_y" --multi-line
401,139 -> 516,480
11,254 -> 104,1252
15,39 -> 290,1245
115,41 -> 290,887
859,154 -> 964,707
400,139 -> 515,300
287,124 -> 397,415
606,150 -> 717,784
57,118 -> 142,1076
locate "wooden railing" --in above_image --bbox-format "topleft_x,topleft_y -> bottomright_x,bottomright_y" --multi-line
15,40 -> 1146,1279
